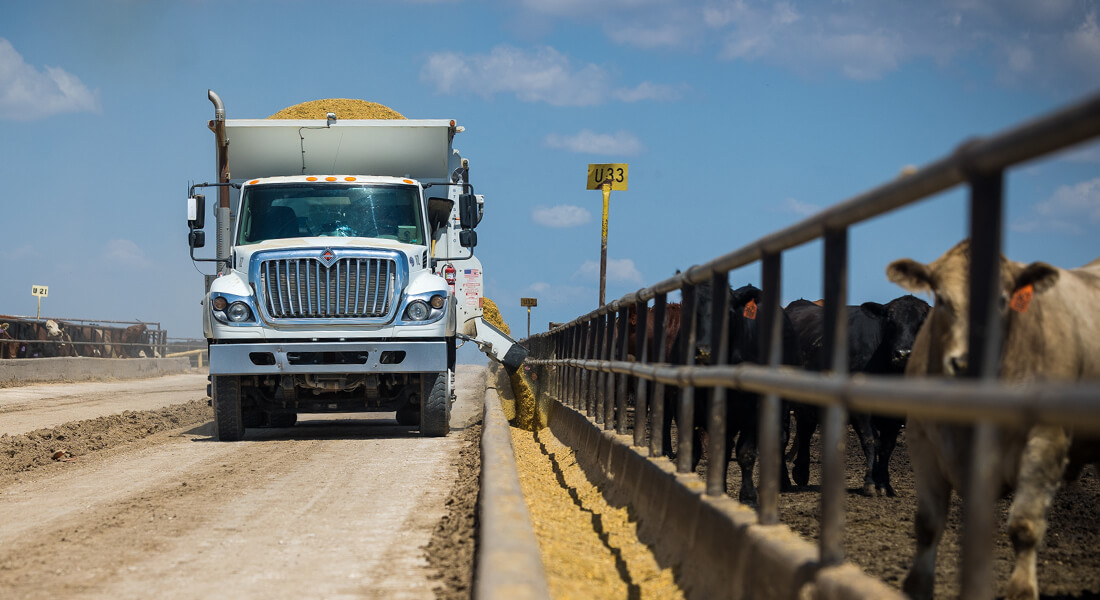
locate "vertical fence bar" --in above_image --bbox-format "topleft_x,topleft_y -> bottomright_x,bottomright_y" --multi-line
578,320 -> 591,411
570,325 -> 581,409
960,169 -> 1005,600
633,298 -> 650,448
677,284 -> 699,474
604,309 -> 617,429
758,253 -> 783,525
820,228 -> 850,566
651,293 -> 669,458
592,313 -> 605,420
706,270 -> 731,497
616,304 -> 630,434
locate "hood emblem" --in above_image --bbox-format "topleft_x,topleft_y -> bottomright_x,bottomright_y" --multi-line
320,248 -> 337,267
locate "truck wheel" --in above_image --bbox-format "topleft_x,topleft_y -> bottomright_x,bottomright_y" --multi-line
212,375 -> 245,441
420,371 -> 451,437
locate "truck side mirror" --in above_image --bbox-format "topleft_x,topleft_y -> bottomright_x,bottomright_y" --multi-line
459,194 -> 477,230
188,194 -> 206,229
189,230 -> 206,249
459,230 -> 477,248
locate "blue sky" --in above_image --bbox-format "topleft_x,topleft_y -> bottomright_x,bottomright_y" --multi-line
1,0 -> 1098,354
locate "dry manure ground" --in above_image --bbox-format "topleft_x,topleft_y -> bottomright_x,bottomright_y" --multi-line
682,425 -> 1100,599
0,400 -> 211,485
425,421 -> 482,600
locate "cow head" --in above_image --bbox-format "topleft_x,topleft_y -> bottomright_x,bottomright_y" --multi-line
879,295 -> 931,371
45,320 -> 62,338
886,239 -> 1058,376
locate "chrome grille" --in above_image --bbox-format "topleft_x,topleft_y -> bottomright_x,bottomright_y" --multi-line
259,257 -> 396,319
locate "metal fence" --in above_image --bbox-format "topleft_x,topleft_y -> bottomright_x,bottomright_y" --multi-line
525,90 -> 1100,599
0,315 -> 168,358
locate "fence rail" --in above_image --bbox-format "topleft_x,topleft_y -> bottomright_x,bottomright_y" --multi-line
525,89 -> 1100,599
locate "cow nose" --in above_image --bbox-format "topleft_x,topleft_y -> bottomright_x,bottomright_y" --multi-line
948,355 -> 969,376
894,348 -> 911,363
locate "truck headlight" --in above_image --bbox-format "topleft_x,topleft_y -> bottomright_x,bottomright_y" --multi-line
227,302 -> 253,322
404,300 -> 430,321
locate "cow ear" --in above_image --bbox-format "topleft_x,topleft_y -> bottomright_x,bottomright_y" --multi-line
1014,262 -> 1059,296
730,285 -> 763,306
859,302 -> 886,319
886,259 -> 933,293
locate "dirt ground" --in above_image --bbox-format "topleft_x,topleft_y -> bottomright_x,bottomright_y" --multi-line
0,367 -> 485,600
695,424 -> 1100,600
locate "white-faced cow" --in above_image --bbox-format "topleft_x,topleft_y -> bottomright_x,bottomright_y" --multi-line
887,239 -> 1100,600
786,295 -> 930,496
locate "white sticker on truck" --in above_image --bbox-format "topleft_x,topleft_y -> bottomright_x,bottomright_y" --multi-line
462,268 -> 481,307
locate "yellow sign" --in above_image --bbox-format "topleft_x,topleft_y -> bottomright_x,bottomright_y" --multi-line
31,285 -> 49,297
586,163 -> 629,191
520,297 -> 538,307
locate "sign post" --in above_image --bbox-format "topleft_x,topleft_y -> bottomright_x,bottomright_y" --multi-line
31,285 -> 49,319
587,163 -> 628,307
520,297 -> 538,338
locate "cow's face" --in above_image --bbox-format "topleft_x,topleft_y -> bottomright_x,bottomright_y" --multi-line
45,320 -> 62,338
881,295 -> 931,371
887,240 -> 1059,377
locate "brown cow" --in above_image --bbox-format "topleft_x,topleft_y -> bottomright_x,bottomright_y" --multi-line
887,239 -> 1100,600
119,323 -> 149,358
0,323 -> 16,359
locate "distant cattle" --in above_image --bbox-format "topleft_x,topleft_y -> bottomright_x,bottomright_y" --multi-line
887,240 -> 1100,600
663,282 -> 798,504
785,295 -> 930,496
119,323 -> 150,358
0,323 -> 16,359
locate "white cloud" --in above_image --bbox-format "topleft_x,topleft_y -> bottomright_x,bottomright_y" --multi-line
421,45 -> 677,106
613,81 -> 683,102
1012,177 -> 1100,234
0,38 -> 100,121
574,258 -> 643,284
544,129 -> 644,156
777,197 -> 820,217
527,281 -> 592,305
103,239 -> 151,268
421,45 -> 610,106
532,204 -> 592,228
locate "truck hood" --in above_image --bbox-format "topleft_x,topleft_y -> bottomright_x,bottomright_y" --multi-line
233,237 -> 429,271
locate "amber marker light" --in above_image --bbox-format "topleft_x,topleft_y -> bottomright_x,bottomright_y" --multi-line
326,176 -> 337,181
248,180 -> 259,185
345,177 -> 356,181
306,177 -> 317,181
403,179 -> 414,184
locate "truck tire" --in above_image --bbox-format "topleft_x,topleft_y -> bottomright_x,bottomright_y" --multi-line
420,371 -> 451,437
212,375 -> 245,441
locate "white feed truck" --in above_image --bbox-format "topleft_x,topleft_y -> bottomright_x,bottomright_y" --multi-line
186,91 -> 525,440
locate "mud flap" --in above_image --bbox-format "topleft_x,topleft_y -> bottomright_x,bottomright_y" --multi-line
466,317 -> 528,370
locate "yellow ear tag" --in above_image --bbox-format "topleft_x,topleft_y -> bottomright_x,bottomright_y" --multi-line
1010,284 -> 1034,313
743,299 -> 758,320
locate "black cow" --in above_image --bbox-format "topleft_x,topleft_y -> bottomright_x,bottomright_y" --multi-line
663,282 -> 800,504
786,295 -> 930,496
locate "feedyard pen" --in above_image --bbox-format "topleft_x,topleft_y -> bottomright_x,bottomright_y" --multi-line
523,90 -> 1100,600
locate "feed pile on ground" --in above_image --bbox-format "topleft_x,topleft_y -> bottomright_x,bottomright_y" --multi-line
267,98 -> 405,120
425,422 -> 482,600
511,426 -> 684,598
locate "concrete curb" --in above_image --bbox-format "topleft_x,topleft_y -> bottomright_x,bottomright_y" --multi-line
474,385 -> 552,600
549,402 -> 906,600
0,357 -> 193,387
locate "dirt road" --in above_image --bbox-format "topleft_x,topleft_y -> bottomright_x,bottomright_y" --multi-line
0,366 -> 486,600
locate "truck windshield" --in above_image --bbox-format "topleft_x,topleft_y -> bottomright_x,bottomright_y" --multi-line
237,183 -> 425,245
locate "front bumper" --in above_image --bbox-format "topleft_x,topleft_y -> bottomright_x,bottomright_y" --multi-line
209,340 -> 447,375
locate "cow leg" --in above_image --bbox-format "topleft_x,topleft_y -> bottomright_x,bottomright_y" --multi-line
851,413 -> 876,496
792,404 -> 818,487
903,420 -> 952,600
734,420 -> 758,505
873,416 -> 903,497
1005,425 -> 1070,600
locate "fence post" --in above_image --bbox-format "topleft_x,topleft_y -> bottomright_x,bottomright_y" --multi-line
633,297 -> 649,448
820,227 -> 850,566
616,304 -> 630,434
650,293 -> 669,458
960,168 -> 1005,600
677,283 -> 698,474
706,270 -> 730,497
758,253 -> 783,525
